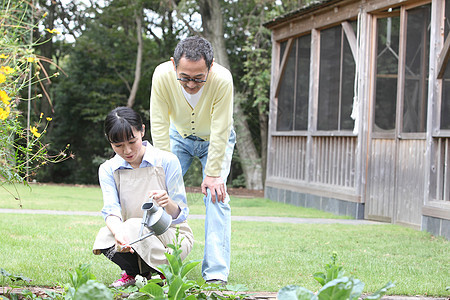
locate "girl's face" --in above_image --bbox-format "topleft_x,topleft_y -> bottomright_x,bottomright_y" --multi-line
110,127 -> 145,168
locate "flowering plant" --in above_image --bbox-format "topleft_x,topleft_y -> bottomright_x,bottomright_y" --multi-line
0,0 -> 71,202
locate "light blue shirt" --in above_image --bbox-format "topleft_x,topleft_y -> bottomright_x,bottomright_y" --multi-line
98,141 -> 189,224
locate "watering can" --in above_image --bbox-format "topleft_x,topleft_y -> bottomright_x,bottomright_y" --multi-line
116,197 -> 172,252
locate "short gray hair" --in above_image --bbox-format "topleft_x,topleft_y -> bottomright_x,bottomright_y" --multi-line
173,36 -> 214,69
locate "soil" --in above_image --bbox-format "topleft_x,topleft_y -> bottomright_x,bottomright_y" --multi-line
1,286 -> 276,299
1,286 -> 64,299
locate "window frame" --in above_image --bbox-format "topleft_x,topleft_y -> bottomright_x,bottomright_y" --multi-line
273,21 -> 359,137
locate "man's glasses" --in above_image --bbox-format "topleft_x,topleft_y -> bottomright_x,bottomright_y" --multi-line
177,77 -> 207,83
176,70 -> 209,83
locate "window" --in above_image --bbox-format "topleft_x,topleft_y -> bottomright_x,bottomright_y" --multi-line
441,0 -> 450,129
276,34 -> 311,131
374,14 -> 400,132
446,0 -> 450,38
295,35 -> 311,130
402,4 -> 430,133
373,5 -> 430,133
442,64 -> 450,130
277,40 -> 296,131
317,24 -> 356,131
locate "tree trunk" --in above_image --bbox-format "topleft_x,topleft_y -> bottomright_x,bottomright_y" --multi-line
198,0 -> 263,190
235,93 -> 263,189
258,101 -> 268,184
127,9 -> 143,108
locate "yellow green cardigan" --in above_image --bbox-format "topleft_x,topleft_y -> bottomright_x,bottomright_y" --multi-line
150,61 -> 234,177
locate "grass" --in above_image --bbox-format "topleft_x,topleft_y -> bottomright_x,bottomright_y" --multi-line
0,184 -> 449,297
0,183 -> 349,219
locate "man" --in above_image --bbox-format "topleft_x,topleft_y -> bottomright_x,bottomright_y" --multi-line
150,36 -> 235,284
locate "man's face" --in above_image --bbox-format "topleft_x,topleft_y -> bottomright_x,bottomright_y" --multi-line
173,57 -> 209,95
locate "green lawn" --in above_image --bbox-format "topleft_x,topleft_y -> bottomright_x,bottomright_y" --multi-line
0,183 -> 449,297
0,183 -> 349,219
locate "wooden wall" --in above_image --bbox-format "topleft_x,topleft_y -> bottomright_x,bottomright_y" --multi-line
265,0 -> 450,237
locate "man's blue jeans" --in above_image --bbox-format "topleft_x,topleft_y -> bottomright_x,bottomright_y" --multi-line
169,126 -> 236,281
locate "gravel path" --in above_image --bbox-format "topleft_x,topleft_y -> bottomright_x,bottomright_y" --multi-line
0,208 -> 386,225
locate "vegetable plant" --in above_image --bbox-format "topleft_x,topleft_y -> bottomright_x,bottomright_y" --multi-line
1,268 -> 32,299
63,264 -> 112,300
277,253 -> 395,300
127,227 -> 252,300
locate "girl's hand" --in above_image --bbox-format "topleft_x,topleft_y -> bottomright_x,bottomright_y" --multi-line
105,215 -> 134,254
148,190 -> 181,219
150,190 -> 169,208
114,230 -> 134,253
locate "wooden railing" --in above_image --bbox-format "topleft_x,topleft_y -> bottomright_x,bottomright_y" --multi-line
435,138 -> 450,202
312,136 -> 356,187
269,136 -> 307,181
269,136 -> 357,188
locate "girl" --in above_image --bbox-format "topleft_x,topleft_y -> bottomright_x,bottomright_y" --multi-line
92,107 -> 193,288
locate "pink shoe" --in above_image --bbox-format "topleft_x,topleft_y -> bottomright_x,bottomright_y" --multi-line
109,271 -> 136,288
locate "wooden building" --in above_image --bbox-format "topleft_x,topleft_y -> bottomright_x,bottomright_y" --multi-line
264,0 -> 450,239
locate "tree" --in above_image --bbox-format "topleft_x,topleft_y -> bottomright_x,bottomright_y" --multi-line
38,0 -> 184,183
32,0 -> 301,187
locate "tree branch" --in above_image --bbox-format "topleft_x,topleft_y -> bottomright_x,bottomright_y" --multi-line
127,8 -> 143,108
170,0 -> 201,36
114,68 -> 132,93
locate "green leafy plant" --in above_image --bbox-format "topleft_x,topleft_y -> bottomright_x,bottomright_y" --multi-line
277,253 -> 395,300
313,252 -> 345,286
63,264 -> 112,300
128,227 -> 202,300
128,227 -> 252,300
0,267 -> 32,299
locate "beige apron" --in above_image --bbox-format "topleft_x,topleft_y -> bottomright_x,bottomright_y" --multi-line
92,166 -> 194,271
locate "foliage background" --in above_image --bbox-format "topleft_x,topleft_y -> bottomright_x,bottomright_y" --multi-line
22,0 -> 300,187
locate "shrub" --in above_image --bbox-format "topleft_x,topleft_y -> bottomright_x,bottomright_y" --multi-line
0,0 -> 71,202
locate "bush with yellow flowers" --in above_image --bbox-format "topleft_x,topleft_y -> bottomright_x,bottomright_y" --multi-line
0,0 -> 70,200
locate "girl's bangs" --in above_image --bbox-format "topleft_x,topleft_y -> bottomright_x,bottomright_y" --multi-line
107,121 -> 135,143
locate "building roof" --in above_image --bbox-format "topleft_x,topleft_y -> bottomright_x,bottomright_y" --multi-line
264,0 -> 344,29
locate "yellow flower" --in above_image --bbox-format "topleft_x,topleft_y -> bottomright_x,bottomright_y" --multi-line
30,126 -> 41,138
43,12 -> 48,18
0,73 -> 5,84
0,54 -> 9,59
0,66 -> 14,74
40,112 -> 44,118
46,28 -> 61,34
46,117 -> 52,121
0,106 -> 10,120
0,90 -> 10,105
27,57 -> 35,63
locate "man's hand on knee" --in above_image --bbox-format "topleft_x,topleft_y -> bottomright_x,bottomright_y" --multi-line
201,175 -> 225,203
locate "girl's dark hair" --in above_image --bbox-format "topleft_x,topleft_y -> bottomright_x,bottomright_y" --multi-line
104,107 -> 143,143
